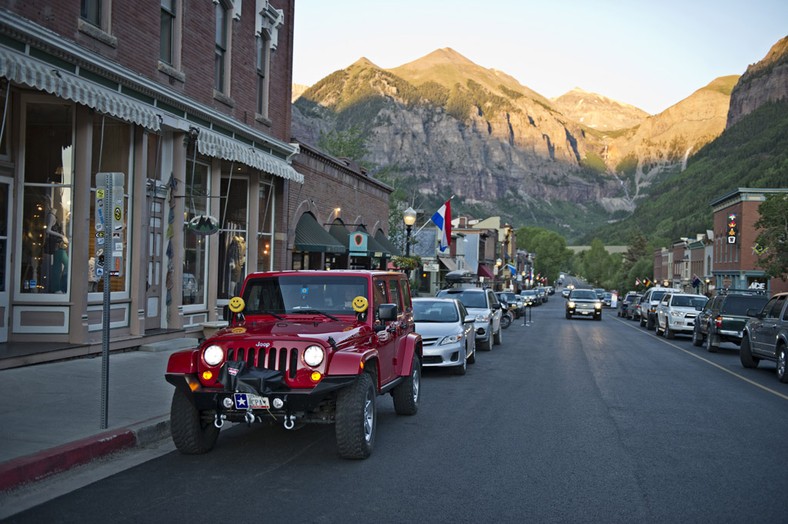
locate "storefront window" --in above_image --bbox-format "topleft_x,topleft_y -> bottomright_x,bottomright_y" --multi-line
184,159 -> 210,305
89,114 -> 132,294
20,101 -> 73,296
217,165 -> 248,299
257,176 -> 275,272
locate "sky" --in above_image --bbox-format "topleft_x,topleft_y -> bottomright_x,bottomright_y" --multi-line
292,0 -> 788,115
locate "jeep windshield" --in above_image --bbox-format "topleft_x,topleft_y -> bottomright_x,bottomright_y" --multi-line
242,275 -> 368,316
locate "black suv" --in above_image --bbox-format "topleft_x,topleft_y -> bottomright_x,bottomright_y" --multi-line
692,291 -> 769,352
740,292 -> 788,383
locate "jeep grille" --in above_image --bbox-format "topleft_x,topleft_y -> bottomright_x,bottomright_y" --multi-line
227,346 -> 299,379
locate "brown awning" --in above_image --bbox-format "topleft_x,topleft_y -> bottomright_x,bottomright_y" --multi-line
477,264 -> 494,279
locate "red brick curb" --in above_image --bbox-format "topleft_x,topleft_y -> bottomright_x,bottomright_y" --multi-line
0,429 -> 137,492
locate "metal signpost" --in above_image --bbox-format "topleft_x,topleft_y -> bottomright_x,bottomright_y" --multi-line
96,172 -> 125,429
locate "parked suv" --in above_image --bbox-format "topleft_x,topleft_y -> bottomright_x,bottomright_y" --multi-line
692,291 -> 770,352
436,287 -> 502,351
639,287 -> 673,330
655,292 -> 708,339
740,292 -> 788,383
165,270 -> 423,459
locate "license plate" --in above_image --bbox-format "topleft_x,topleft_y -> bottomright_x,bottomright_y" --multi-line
234,393 -> 270,410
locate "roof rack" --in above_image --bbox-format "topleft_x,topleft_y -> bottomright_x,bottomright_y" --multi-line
719,287 -> 766,295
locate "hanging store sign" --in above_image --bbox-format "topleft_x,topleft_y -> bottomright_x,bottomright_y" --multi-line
726,213 -> 738,244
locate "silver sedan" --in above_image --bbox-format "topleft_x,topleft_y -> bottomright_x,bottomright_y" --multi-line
412,298 -> 476,375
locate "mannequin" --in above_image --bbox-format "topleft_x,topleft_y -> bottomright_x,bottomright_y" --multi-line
44,192 -> 69,293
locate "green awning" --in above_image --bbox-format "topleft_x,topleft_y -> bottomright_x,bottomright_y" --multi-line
294,214 -> 346,253
374,230 -> 401,256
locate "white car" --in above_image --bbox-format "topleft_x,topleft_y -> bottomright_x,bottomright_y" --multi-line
655,292 -> 708,339
412,298 -> 476,375
436,287 -> 503,351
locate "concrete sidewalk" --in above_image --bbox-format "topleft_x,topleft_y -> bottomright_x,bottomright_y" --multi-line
0,340 -> 197,492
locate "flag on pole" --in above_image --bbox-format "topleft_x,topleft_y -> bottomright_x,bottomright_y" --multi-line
431,199 -> 452,252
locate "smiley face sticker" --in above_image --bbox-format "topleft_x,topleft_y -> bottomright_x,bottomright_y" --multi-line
351,296 -> 368,313
228,296 -> 245,313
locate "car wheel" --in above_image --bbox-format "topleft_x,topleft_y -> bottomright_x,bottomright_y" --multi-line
392,355 -> 421,415
705,331 -> 717,353
594,313 -> 601,321
739,336 -> 759,369
691,327 -> 703,347
647,315 -> 655,330
493,323 -> 503,345
566,311 -> 572,319
170,387 -> 220,455
336,372 -> 376,459
500,314 -> 511,330
665,325 -> 674,339
777,347 -> 787,384
468,343 -> 476,364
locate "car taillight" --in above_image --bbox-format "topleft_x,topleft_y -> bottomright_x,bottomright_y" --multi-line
714,315 -> 722,328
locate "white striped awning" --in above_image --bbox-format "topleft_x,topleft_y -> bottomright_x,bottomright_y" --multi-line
0,48 -> 161,131
196,129 -> 303,183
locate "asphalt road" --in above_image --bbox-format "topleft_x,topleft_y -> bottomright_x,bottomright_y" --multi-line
7,293 -> 788,523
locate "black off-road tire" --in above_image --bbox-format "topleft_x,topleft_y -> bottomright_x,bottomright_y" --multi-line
392,355 -> 421,416
566,311 -> 572,320
646,314 -> 655,331
665,325 -> 674,339
170,387 -> 220,455
594,313 -> 602,321
739,336 -> 759,369
335,372 -> 376,459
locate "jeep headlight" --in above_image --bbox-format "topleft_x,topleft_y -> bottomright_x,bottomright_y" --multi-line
203,345 -> 224,366
440,333 -> 463,345
304,345 -> 325,367
568,301 -> 576,308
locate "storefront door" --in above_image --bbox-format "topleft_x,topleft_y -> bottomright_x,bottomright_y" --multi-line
145,191 -> 165,331
0,176 -> 11,342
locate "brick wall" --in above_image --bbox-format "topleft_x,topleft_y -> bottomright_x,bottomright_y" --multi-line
9,0 -> 294,142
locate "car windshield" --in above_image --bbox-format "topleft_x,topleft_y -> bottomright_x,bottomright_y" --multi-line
438,290 -> 487,308
242,275 -> 368,315
672,295 -> 707,308
521,291 -> 536,297
412,301 -> 459,323
722,296 -> 769,315
571,290 -> 597,300
651,290 -> 667,302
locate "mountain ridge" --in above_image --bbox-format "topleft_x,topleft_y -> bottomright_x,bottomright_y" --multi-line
292,40 -> 784,242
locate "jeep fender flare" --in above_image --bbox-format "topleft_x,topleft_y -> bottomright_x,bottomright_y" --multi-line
326,349 -> 377,376
395,333 -> 423,377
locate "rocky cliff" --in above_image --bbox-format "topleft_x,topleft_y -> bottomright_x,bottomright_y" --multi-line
293,48 -> 738,239
727,36 -> 788,128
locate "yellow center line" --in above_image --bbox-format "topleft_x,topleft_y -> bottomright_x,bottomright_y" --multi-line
616,317 -> 788,401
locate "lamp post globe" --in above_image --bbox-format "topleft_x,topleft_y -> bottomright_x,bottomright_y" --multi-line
403,207 -> 417,257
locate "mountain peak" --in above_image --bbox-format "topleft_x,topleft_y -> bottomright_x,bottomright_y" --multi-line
349,57 -> 380,70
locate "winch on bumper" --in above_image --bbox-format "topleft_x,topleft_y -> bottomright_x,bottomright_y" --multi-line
167,361 -> 358,428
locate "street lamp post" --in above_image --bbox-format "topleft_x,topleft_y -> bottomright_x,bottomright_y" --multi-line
403,207 -> 417,257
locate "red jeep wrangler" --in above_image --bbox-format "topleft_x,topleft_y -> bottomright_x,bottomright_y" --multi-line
165,270 -> 422,459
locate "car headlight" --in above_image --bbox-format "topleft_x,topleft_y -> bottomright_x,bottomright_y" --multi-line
440,333 -> 463,345
475,312 -> 491,322
595,302 -> 602,309
203,345 -> 224,366
303,345 -> 325,367
670,310 -> 683,318
568,301 -> 576,308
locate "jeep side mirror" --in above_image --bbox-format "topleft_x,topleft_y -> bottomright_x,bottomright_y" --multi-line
377,303 -> 398,322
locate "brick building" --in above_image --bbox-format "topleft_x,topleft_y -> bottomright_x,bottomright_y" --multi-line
710,187 -> 788,295
0,2 -> 394,366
